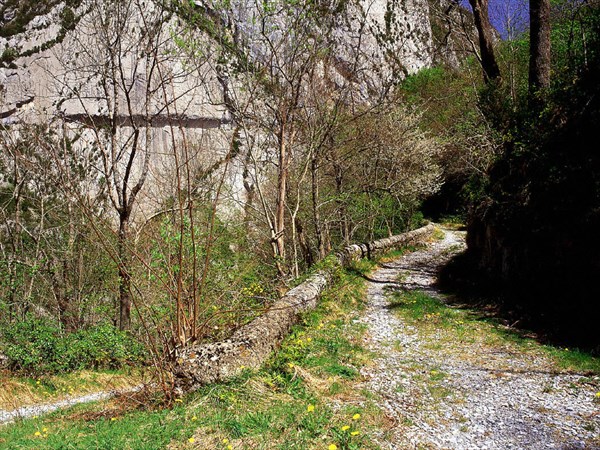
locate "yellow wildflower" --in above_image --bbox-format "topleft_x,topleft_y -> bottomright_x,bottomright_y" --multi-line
110,417 -> 117,421
175,398 -> 183,403
227,446 -> 233,450
350,431 -> 360,436
34,431 -> 41,437
328,445 -> 338,450
188,437 -> 195,443
352,413 -> 361,420
288,362 -> 294,368
223,438 -> 229,444
307,404 -> 315,412
341,425 -> 350,431
191,416 -> 197,421
595,392 -> 600,398
42,427 -> 48,433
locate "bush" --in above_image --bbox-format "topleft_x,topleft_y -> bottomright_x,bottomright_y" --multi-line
0,318 -> 146,375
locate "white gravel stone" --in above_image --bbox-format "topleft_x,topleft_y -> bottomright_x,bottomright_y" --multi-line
356,228 -> 600,449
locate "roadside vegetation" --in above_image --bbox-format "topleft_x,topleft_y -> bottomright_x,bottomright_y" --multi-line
0,258 -> 389,449
3,241 -> 598,449
389,290 -> 600,375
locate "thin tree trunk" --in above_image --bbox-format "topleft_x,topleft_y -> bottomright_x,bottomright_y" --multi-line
118,212 -> 132,331
296,218 -> 314,268
468,0 -> 501,83
311,155 -> 325,259
274,120 -> 288,276
529,0 -> 551,94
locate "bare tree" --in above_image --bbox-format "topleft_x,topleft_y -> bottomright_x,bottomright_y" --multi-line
55,0 -> 184,330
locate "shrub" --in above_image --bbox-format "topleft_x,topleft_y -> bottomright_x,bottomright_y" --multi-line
0,317 -> 146,375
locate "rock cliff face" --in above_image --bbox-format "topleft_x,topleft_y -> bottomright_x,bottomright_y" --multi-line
1,0 -> 436,123
0,0 -> 443,220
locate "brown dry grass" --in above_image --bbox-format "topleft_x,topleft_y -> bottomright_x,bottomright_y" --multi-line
0,370 -> 142,411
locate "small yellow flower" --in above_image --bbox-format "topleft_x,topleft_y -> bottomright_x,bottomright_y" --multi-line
288,362 -> 294,368
174,398 -> 183,403
223,438 -> 229,444
239,365 -> 246,370
110,417 -> 117,421
34,431 -> 41,436
188,437 -> 195,443
341,425 -> 350,431
595,392 -> 600,398
36,380 -> 41,385
191,416 -> 197,421
350,431 -> 360,436
352,413 -> 361,420
227,446 -> 233,450
328,445 -> 338,450
307,404 -> 315,412
307,337 -> 312,342
42,427 -> 48,433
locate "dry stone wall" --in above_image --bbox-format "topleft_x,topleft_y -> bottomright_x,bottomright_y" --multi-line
173,223 -> 435,393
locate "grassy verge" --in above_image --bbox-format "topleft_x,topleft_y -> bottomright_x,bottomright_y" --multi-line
0,259 -> 392,450
0,369 -> 143,411
389,289 -> 600,375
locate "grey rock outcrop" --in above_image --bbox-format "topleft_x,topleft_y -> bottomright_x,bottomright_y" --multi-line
1,0 -> 436,124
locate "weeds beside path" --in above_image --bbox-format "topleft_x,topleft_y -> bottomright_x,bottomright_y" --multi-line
358,227 -> 600,449
1,228 -> 599,449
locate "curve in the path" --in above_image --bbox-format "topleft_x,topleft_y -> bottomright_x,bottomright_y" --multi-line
360,228 -> 600,450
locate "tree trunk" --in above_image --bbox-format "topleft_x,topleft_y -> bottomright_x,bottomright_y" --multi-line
468,0 -> 501,83
274,121 -> 288,276
296,218 -> 314,268
311,155 -> 326,260
529,0 -> 551,94
118,212 -> 132,331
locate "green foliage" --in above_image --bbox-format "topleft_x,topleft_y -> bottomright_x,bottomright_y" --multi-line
463,3 -> 600,348
0,319 -> 145,375
0,265 -> 382,449
398,62 -> 500,220
0,46 -> 18,67
138,207 -> 276,342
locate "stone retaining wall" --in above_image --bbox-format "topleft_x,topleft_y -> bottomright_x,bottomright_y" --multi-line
173,223 -> 435,393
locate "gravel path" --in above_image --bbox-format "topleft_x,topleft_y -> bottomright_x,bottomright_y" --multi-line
0,386 -> 143,425
359,228 -> 600,450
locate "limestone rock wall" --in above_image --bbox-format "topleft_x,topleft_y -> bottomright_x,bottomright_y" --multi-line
1,0 -> 436,123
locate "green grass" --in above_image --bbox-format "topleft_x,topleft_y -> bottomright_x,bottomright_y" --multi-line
389,290 -> 600,375
0,369 -> 142,411
0,261 -> 390,449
